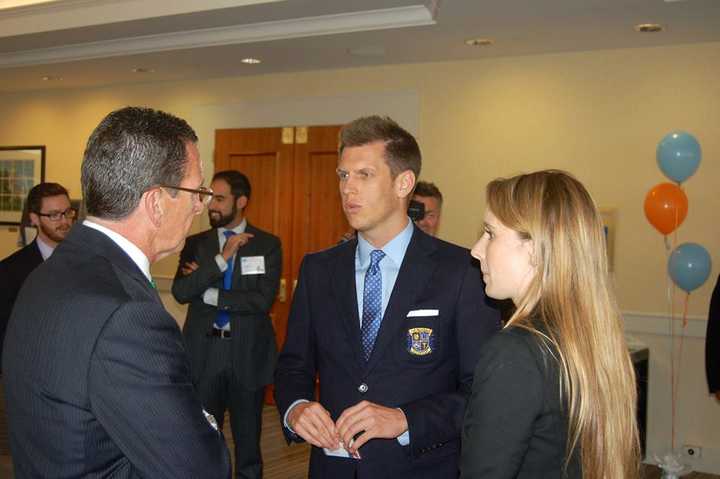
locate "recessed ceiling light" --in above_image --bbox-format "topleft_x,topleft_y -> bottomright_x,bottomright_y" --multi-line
634,23 -> 664,33
132,67 -> 155,73
41,75 -> 62,81
241,58 -> 261,64
465,38 -> 494,47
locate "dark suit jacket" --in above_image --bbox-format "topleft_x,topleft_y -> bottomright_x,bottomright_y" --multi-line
172,223 -> 281,390
0,240 -> 43,371
707,274 -> 720,394
461,327 -> 581,479
274,227 -> 500,479
2,224 -> 231,479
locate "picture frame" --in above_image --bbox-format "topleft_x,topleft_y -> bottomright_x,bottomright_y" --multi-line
0,146 -> 46,226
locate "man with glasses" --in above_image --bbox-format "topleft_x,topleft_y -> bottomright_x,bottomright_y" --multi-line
172,169 -> 281,479
2,107 -> 230,478
0,182 -> 75,373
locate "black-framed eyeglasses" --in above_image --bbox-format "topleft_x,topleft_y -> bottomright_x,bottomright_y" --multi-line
36,207 -> 78,221
159,185 -> 214,206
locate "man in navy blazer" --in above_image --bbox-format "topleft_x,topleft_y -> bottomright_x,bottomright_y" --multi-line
274,116 -> 500,478
3,107 -> 230,478
0,182 -> 74,372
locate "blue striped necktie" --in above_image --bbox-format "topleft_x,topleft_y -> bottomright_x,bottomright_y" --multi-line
214,230 -> 236,329
360,249 -> 385,361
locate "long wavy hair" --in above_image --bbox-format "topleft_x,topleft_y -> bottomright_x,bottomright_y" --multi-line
486,170 -> 639,479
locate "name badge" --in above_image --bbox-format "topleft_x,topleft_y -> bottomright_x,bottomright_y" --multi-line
240,256 -> 265,275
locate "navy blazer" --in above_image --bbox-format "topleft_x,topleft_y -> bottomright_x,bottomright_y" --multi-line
2,224 -> 230,478
275,226 -> 500,479
0,240 -> 43,371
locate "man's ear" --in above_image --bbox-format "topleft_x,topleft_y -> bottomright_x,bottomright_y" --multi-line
143,188 -> 164,228
236,195 -> 248,211
395,170 -> 416,200
28,212 -> 40,228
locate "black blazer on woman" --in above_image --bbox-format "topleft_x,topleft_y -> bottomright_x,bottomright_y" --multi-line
461,327 -> 581,479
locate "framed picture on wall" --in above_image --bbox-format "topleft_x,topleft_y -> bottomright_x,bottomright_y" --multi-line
0,146 -> 46,226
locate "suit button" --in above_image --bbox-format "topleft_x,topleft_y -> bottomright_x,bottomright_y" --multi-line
358,383 -> 368,393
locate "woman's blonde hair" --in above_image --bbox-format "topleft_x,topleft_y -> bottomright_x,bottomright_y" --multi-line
486,169 -> 639,479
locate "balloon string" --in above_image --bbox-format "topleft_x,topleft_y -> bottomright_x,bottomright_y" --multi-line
672,293 -> 690,453
670,279 -> 676,451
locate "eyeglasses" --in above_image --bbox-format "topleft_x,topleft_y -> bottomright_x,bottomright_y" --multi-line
36,207 -> 78,221
159,185 -> 214,206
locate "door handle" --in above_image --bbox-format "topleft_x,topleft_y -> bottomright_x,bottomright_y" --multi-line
278,278 -> 287,303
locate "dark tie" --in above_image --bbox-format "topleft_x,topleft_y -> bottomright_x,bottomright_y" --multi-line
214,230 -> 236,329
360,249 -> 385,361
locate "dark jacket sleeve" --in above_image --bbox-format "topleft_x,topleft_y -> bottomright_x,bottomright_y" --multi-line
171,235 -> 224,305
88,301 -> 231,479
402,259 -> 501,456
218,236 -> 282,314
707,275 -> 720,393
274,256 -> 318,443
460,332 -> 543,479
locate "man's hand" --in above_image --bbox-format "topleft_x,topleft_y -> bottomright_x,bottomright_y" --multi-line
335,401 -> 408,455
287,401 -> 339,450
715,391 -> 720,401
180,261 -> 199,276
222,233 -> 254,262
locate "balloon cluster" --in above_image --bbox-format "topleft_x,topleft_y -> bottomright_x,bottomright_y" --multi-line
644,131 -> 711,293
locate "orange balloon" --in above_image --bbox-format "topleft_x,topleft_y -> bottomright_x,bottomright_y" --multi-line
644,183 -> 688,235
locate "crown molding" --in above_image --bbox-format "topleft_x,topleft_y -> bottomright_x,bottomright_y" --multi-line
0,5 -> 435,68
0,0 -> 283,35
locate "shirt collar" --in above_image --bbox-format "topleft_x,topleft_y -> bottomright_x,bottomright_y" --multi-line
357,217 -> 414,268
218,217 -> 247,240
83,220 -> 152,282
35,235 -> 55,261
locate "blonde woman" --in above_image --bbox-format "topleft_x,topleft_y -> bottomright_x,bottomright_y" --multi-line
460,170 -> 639,479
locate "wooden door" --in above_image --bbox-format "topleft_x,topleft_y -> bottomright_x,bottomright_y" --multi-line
291,126 -> 349,297
215,127 -> 295,350
214,125 -> 346,402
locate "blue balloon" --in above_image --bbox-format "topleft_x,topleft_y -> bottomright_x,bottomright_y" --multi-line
668,242 -> 712,293
657,131 -> 701,183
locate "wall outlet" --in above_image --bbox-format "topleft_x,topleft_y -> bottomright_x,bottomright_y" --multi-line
682,445 -> 702,460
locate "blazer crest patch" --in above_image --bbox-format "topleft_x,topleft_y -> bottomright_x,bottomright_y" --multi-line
406,327 -> 435,356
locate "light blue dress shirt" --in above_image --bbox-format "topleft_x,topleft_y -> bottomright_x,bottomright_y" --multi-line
354,218 -> 414,325
354,217 -> 414,445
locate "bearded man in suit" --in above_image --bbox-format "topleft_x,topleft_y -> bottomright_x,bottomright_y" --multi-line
172,169 -> 281,479
0,182 -> 75,373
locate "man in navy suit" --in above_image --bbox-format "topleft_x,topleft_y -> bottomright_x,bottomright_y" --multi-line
274,116 -> 500,478
0,182 -> 75,372
3,107 -> 230,478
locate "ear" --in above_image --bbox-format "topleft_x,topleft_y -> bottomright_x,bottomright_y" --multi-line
143,188 -> 164,228
395,170 -> 416,200
235,195 -> 248,211
29,212 -> 40,227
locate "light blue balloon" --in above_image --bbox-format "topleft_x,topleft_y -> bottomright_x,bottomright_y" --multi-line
657,131 -> 701,183
668,242 -> 712,293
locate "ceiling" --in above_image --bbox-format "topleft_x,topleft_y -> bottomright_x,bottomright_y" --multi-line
0,0 -> 719,94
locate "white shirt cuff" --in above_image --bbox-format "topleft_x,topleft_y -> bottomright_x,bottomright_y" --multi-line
203,287 -> 219,306
214,254 -> 228,272
283,399 -> 310,433
397,429 -> 410,445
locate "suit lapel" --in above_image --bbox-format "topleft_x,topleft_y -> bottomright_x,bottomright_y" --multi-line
365,228 -> 437,374
329,239 -> 365,367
